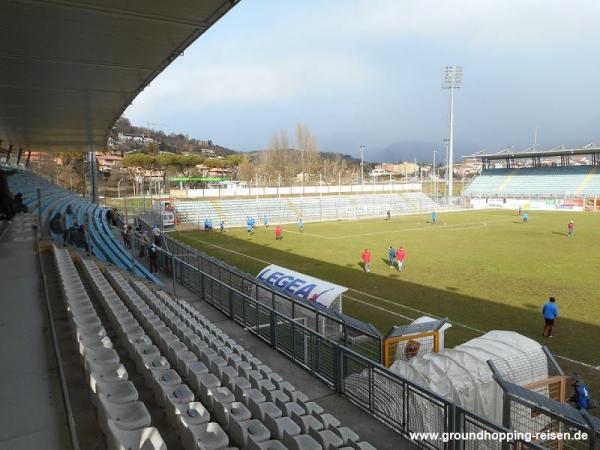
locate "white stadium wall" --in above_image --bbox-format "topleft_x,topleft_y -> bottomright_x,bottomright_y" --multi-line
468,197 -> 584,212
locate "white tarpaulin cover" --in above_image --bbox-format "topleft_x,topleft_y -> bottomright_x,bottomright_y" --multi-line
256,264 -> 347,308
390,330 -> 548,424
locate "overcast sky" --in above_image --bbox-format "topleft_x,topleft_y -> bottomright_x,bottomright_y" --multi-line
125,0 -> 600,158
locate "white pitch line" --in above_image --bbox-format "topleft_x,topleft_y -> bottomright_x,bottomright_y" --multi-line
177,227 -> 600,371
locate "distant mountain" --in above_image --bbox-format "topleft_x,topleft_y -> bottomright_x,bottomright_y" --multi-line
365,141 -> 480,164
246,148 -> 360,164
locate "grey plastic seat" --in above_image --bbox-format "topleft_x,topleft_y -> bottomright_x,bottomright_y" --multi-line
229,418 -> 270,448
247,439 -> 287,450
164,384 -> 195,426
349,442 -> 377,450
106,420 -> 166,450
82,347 -> 120,369
249,400 -> 280,423
143,357 -> 171,386
309,428 -> 344,449
193,422 -> 230,450
291,410 -> 323,434
197,373 -> 222,406
88,361 -> 128,384
230,377 -> 252,402
207,386 -> 236,414
264,415 -> 301,441
177,350 -> 199,375
330,427 -> 359,446
282,432 -> 322,450
97,395 -> 152,433
90,379 -> 138,406
151,369 -> 182,403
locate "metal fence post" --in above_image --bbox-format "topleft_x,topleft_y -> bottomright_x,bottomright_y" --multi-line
36,188 -> 43,235
333,345 -> 343,394
170,252 -> 177,297
130,234 -> 135,274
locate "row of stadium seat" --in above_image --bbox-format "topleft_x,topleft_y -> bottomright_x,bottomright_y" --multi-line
53,244 -> 376,449
463,166 -> 600,196
9,170 -> 162,285
174,192 -> 438,227
52,245 -> 166,449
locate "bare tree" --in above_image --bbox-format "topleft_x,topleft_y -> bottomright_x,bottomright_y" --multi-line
296,123 -> 320,184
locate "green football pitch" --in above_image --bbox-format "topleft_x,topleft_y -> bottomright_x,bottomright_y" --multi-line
171,209 -> 600,385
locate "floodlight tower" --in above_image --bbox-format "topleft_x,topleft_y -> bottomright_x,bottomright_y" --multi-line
442,66 -> 463,198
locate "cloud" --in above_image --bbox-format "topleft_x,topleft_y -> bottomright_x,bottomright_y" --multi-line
127,49 -> 375,118
320,0 -> 600,46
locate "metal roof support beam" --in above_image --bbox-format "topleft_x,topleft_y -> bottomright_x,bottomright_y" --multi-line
5,144 -> 13,163
88,147 -> 98,204
25,151 -> 31,167
16,147 -> 23,166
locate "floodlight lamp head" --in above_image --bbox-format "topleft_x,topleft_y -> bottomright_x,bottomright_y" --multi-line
443,66 -> 463,89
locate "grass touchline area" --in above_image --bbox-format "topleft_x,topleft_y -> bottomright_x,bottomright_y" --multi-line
171,210 -> 600,372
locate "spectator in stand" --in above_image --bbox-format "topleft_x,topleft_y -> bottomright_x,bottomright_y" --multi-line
152,224 -> 162,247
122,224 -> 132,248
139,230 -> 150,258
66,203 -> 74,217
12,193 -> 28,214
396,246 -> 406,271
388,245 -> 396,268
79,224 -> 91,256
275,225 -> 283,240
567,220 -> 574,237
542,297 -> 558,338
0,167 -> 16,221
50,212 -> 68,244
148,243 -> 158,274
361,248 -> 372,272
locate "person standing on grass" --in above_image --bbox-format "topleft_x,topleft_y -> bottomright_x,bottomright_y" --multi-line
386,209 -> 391,221
298,217 -> 304,233
396,246 -> 406,271
264,215 -> 269,228
568,220 -> 574,237
388,245 -> 396,268
275,225 -> 283,240
361,249 -> 372,272
522,211 -> 529,223
431,211 -> 438,224
542,297 -> 559,337
219,220 -> 225,233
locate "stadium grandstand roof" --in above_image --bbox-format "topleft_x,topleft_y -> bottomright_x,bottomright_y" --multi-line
464,144 -> 600,161
0,0 -> 239,152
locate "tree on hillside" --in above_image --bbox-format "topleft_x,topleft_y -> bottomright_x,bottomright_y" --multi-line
296,123 -> 320,184
173,155 -> 203,177
226,154 -> 245,180
58,152 -> 87,192
122,152 -> 155,170
153,153 -> 177,187
236,156 -> 255,182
